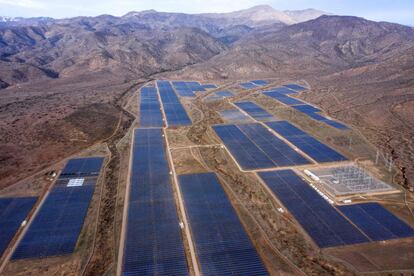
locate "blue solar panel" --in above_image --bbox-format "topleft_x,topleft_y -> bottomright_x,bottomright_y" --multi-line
234,101 -> 274,121
251,80 -> 269,86
0,197 -> 37,257
186,81 -> 206,92
339,203 -> 414,241
178,90 -> 197,97
213,123 -> 310,169
12,175 -> 100,259
179,173 -> 268,275
237,124 -> 310,167
266,121 -> 347,163
157,80 -> 192,127
323,120 -> 349,130
258,170 -> 369,248
205,90 -> 234,101
140,87 -> 164,127
123,128 -> 188,275
263,87 -> 297,95
240,82 -> 257,89
201,84 -> 217,89
283,84 -> 307,91
292,104 -> 321,113
291,104 -> 349,130
59,157 -> 104,178
219,109 -> 252,123
213,124 -> 274,170
215,91 -> 233,97
263,92 -> 304,105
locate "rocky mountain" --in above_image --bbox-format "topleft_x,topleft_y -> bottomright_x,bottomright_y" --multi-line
0,6 -> 331,88
200,5 -> 328,25
174,15 -> 414,79
0,15 -> 227,88
284,8 -> 331,23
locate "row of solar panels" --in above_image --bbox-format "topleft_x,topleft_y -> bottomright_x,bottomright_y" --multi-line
0,157 -> 104,261
260,86 -> 348,130
172,81 -> 217,97
213,121 -> 347,170
122,128 -> 268,275
259,170 -> 414,248
157,80 -> 192,127
141,81 -> 221,128
240,79 -> 270,89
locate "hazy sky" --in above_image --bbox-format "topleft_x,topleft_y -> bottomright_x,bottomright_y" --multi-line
1,0 -> 413,26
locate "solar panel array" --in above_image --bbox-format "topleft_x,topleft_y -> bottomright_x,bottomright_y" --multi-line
13,157 -> 103,260
213,123 -> 310,170
205,90 -> 234,101
219,109 -> 252,124
266,121 -> 347,163
186,81 -> 206,92
251,80 -> 269,86
201,84 -> 217,89
292,104 -> 349,130
283,84 -> 307,91
179,173 -> 268,275
59,157 -> 104,178
263,92 -> 305,105
339,203 -> 414,241
0,197 -> 37,257
172,81 -> 196,97
240,82 -> 258,89
123,128 -> 188,275
292,104 -> 321,113
258,170 -> 369,248
234,101 -> 274,121
263,87 -> 297,95
157,80 -> 192,126
140,86 -> 164,127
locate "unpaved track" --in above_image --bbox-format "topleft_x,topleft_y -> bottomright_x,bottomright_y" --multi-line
82,81 -> 140,275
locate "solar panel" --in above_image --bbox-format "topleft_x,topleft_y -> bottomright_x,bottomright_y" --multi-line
157,80 -> 192,126
266,121 -> 347,163
179,173 -> 268,275
205,91 -> 234,101
213,124 -> 274,170
234,101 -> 274,121
186,81 -> 206,92
219,109 -> 252,124
0,197 -> 37,257
12,176 -> 100,259
263,92 -> 305,105
201,84 -> 217,89
323,120 -> 349,130
283,84 -> 307,91
240,82 -> 257,89
122,128 -> 188,275
292,104 -> 321,113
237,124 -> 310,167
291,105 -> 349,130
339,203 -> 414,241
263,87 -> 297,95
213,123 -> 310,170
251,80 -> 269,86
258,170 -> 369,248
59,157 -> 104,178
140,87 -> 164,127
